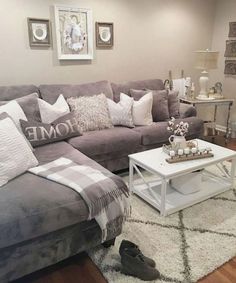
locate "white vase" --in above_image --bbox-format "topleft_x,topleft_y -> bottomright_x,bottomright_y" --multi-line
169,135 -> 187,150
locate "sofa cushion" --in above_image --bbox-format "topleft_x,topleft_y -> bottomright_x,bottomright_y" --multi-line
120,92 -> 153,126
67,93 -> 113,132
0,116 -> 38,187
130,89 -> 169,122
68,127 -> 141,158
168,90 -> 180,118
0,85 -> 39,101
0,100 -> 27,129
20,112 -> 82,147
38,94 -> 70,124
0,93 -> 41,121
0,141 -> 109,250
39,81 -> 113,104
111,79 -> 165,102
132,117 -> 204,146
107,97 -> 134,128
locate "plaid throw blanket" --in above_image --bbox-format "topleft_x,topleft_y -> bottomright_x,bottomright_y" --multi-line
28,157 -> 130,241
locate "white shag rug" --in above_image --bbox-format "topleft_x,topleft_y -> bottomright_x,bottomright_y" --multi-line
89,164 -> 236,283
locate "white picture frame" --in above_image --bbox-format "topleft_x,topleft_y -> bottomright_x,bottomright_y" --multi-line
54,5 -> 93,60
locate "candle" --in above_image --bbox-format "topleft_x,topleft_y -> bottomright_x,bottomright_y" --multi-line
199,148 -> 205,154
184,148 -> 190,155
169,150 -> 175,158
178,149 -> 184,156
191,147 -> 197,154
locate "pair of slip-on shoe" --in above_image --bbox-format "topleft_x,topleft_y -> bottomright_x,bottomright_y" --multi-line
119,240 -> 160,281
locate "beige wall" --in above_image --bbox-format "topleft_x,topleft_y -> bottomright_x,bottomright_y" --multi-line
210,0 -> 236,124
0,0 -> 216,86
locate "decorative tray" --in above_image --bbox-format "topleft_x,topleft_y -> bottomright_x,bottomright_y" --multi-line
163,141 -> 214,164
166,152 -> 214,163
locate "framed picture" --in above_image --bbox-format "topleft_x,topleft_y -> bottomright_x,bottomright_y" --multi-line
27,18 -> 51,47
96,22 -> 113,48
229,22 -> 236,37
54,5 -> 93,60
224,60 -> 236,75
224,40 -> 236,57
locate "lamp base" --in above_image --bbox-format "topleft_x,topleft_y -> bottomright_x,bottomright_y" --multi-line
198,71 -> 209,98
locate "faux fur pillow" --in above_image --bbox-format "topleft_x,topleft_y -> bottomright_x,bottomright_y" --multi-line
67,93 -> 113,132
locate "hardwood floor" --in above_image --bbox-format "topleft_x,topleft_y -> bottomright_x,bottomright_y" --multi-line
14,137 -> 236,283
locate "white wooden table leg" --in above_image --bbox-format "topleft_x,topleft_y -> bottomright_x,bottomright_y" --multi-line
160,179 -> 167,216
129,160 -> 134,193
230,158 -> 236,187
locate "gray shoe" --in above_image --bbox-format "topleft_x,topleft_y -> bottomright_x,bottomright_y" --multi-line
120,248 -> 160,281
119,240 -> 156,268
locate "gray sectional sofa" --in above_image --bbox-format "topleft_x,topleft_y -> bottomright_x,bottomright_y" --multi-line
0,79 -> 203,282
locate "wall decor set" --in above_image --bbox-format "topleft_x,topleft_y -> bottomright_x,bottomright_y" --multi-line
27,5 -> 113,60
224,22 -> 236,75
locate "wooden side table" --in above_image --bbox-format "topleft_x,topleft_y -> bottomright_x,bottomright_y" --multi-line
180,97 -> 234,143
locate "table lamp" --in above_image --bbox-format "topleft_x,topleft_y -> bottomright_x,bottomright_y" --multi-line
194,49 -> 219,100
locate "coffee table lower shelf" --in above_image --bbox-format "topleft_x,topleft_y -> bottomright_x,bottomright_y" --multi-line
132,171 -> 232,216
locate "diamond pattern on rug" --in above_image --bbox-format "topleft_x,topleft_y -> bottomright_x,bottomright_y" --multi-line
89,164 -> 236,283
181,198 -> 236,235
89,192 -> 236,283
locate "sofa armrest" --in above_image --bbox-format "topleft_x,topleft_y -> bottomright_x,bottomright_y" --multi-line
179,103 -> 197,118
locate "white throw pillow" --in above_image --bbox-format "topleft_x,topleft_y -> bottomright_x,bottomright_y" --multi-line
38,94 -> 70,124
0,117 -> 38,187
0,100 -> 27,129
107,98 -> 134,127
120,92 -> 153,126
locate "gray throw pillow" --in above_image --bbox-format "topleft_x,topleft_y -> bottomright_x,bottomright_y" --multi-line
20,112 -> 82,147
0,93 -> 41,121
168,90 -> 180,118
130,89 -> 169,122
67,93 -> 113,132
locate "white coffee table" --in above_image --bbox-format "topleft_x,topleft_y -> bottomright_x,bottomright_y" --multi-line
128,139 -> 236,216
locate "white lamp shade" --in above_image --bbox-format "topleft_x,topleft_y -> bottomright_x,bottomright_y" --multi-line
194,50 -> 219,70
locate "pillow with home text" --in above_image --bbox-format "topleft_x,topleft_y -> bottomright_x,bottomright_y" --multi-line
20,112 -> 82,147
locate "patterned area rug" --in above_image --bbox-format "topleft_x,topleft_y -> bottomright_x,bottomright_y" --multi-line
89,164 -> 236,283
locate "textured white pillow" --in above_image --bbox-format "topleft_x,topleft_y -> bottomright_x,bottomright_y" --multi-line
0,117 -> 38,187
38,94 -> 70,124
120,92 -> 153,126
0,100 -> 27,129
107,98 -> 134,127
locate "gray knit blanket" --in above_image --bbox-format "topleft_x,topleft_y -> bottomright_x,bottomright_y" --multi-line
28,157 -> 130,241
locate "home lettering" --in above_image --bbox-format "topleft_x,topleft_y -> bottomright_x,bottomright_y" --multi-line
25,118 -> 78,141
